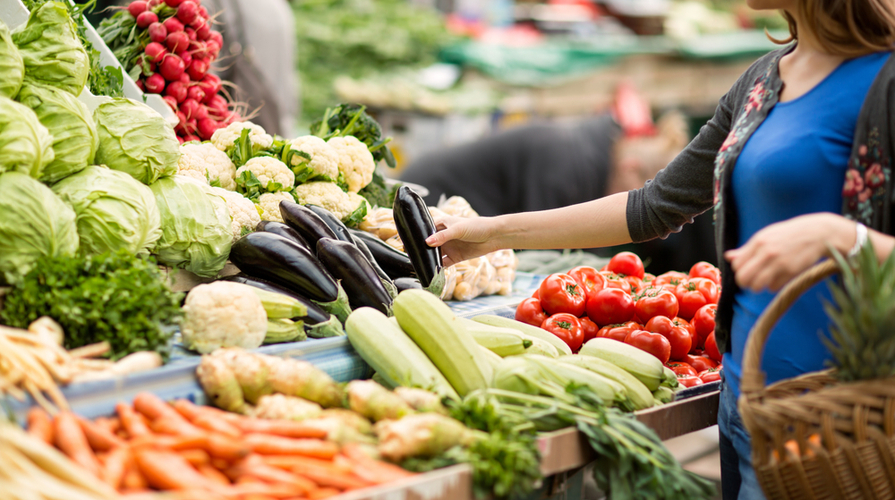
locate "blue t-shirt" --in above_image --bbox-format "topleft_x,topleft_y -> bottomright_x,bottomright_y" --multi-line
724,51 -> 889,397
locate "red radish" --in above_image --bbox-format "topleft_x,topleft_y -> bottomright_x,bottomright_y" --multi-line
166,31 -> 189,53
183,134 -> 201,142
135,79 -> 145,92
190,16 -> 205,30
192,41 -> 209,60
176,1 -> 198,25
164,0 -> 184,7
179,72 -> 190,85
208,30 -> 222,47
165,81 -> 188,102
196,74 -> 218,101
175,111 -> 187,129
159,54 -> 185,81
163,17 -> 184,33
197,117 -> 218,140
192,103 -> 208,120
206,40 -> 220,58
178,50 -> 193,68
147,0 -> 161,8
185,27 -> 197,41
187,58 -> 208,80
195,23 -> 211,41
135,11 -> 158,28
186,119 -> 197,133
148,22 -> 167,43
187,85 -> 206,104
135,55 -> 156,72
163,95 -> 178,109
198,5 -> 208,19
144,73 -> 166,93
144,42 -> 167,63
206,96 -> 228,118
181,98 -> 199,120
127,1 -> 148,17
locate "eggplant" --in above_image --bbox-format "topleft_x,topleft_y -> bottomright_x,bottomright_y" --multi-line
220,273 -> 330,324
279,200 -> 337,248
350,234 -> 397,295
316,238 -> 393,315
393,185 -> 445,295
306,204 -> 354,243
229,232 -> 352,322
349,229 -> 416,280
255,221 -> 311,250
394,277 -> 423,293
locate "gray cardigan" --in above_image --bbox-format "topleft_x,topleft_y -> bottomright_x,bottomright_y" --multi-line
626,46 -> 895,354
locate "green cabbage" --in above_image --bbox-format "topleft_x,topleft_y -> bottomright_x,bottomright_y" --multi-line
12,2 -> 89,97
17,81 -> 97,184
52,165 -> 162,257
94,98 -> 179,185
0,20 -> 24,99
0,171 -> 79,285
0,96 -> 54,178
150,175 -> 232,278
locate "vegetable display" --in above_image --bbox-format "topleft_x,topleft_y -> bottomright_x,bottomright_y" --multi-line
0,96 -> 55,179
393,186 -> 445,296
12,2 -> 89,97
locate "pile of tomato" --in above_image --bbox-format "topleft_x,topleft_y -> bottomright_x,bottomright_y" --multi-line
515,251 -> 723,388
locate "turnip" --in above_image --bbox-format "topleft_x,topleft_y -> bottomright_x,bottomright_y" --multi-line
181,98 -> 200,120
159,54 -> 185,81
136,11 -> 158,28
185,27 -> 197,41
187,85 -> 206,103
166,31 -> 189,53
197,117 -> 218,140
179,50 -> 193,68
144,42 -> 167,63
148,22 -> 167,43
187,58 -> 209,81
176,1 -> 198,25
144,73 -> 166,93
163,95 -> 178,110
163,17 -> 184,33
164,0 -> 185,7
165,81 -> 188,103
127,0 -> 148,18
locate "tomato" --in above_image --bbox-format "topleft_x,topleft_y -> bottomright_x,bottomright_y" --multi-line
567,266 -> 606,300
601,272 -> 633,294
531,288 -> 540,300
607,251 -> 645,279
677,374 -> 705,388
698,368 -> 721,383
704,332 -> 722,363
691,303 -> 717,350
596,324 -> 635,342
541,313 -> 584,352
515,297 -> 548,327
634,288 -> 679,324
653,271 -> 689,287
674,281 -> 708,320
538,274 -> 587,317
642,272 -> 656,283
672,317 -> 696,339
624,329 -> 672,363
623,275 -> 644,294
689,261 -> 721,285
579,316 -> 599,344
585,287 -> 635,326
689,277 -> 720,304
665,361 -> 698,378
685,354 -> 718,373
643,316 -> 691,361
623,320 -> 643,330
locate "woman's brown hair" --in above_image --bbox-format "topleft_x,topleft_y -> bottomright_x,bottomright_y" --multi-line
772,0 -> 895,56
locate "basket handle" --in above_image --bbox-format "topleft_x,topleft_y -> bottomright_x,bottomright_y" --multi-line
740,259 -> 839,398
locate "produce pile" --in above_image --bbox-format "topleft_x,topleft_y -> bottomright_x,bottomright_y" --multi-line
98,0 -> 237,142
515,252 -> 723,388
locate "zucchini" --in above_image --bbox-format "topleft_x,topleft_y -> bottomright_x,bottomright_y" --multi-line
471,315 -> 573,356
519,336 -> 560,358
264,318 -> 307,344
477,344 -> 504,371
558,355 -> 654,410
579,338 -> 666,391
458,318 -> 532,357
393,289 -> 493,396
393,186 -> 444,295
345,307 -> 459,400
316,238 -> 393,315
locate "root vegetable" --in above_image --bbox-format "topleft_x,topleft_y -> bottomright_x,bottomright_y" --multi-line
374,413 -> 480,462
53,411 -> 101,477
190,16 -> 205,30
187,58 -> 208,80
179,50 -> 193,68
144,73 -> 165,94
148,22 -> 167,43
242,434 -> 339,459
165,0 -> 185,7
197,117 -> 218,140
183,134 -> 201,142
127,1 -> 148,18
145,42 -> 167,62
26,407 -> 54,445
164,17 -> 185,34
186,27 -> 197,41
159,54 -> 185,81
187,85 -> 206,103
135,11 -> 158,28
177,1 -> 198,24
76,416 -> 124,452
196,22 -> 211,41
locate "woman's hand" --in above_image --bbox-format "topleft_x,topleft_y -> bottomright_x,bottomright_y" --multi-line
724,213 -> 854,292
426,215 -> 501,267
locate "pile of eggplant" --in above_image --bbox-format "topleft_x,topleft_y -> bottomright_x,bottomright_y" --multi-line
223,186 -> 444,335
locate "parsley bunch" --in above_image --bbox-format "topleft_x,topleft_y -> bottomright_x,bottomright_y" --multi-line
0,251 -> 182,360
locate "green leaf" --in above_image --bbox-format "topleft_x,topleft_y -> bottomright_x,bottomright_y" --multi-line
229,128 -> 256,167
236,169 -> 264,202
343,199 -> 368,228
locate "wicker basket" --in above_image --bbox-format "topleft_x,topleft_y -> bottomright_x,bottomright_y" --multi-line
739,259 -> 895,500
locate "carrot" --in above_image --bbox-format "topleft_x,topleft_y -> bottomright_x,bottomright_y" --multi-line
261,455 -> 352,476
179,448 -> 211,467
295,468 -> 369,491
26,407 -> 54,444
154,433 -> 209,451
230,482 -> 310,499
54,411 -> 102,477
307,488 -> 341,500
133,448 -> 227,492
341,443 -> 414,484
133,392 -> 179,421
197,463 -> 232,486
150,415 -> 206,436
102,445 -> 130,489
77,415 -> 126,452
230,459 -> 315,494
117,403 -> 151,438
232,419 -> 328,439
95,416 -> 121,435
122,461 -> 149,490
192,413 -> 243,438
204,432 -> 251,461
243,434 -> 338,459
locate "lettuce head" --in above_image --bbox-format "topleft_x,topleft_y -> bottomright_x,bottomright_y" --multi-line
0,20 -> 24,99
12,2 -> 89,96
53,165 -> 162,257
0,96 -> 54,178
0,171 -> 79,284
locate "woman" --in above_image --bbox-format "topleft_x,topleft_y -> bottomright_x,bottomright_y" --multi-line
424,1 -> 895,498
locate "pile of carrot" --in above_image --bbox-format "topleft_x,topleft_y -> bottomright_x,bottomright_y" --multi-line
25,392 -> 415,499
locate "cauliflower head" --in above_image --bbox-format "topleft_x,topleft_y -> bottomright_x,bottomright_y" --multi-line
294,181 -> 368,225
327,136 -> 375,193
180,282 -> 268,354
211,121 -> 274,153
256,191 -> 295,223
236,156 -> 295,200
209,186 -> 262,240
177,143 -> 237,190
288,136 -> 340,183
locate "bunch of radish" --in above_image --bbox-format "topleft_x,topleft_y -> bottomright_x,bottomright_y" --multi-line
99,0 -> 241,142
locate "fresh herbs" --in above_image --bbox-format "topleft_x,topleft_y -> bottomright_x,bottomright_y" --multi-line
0,251 -> 183,360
